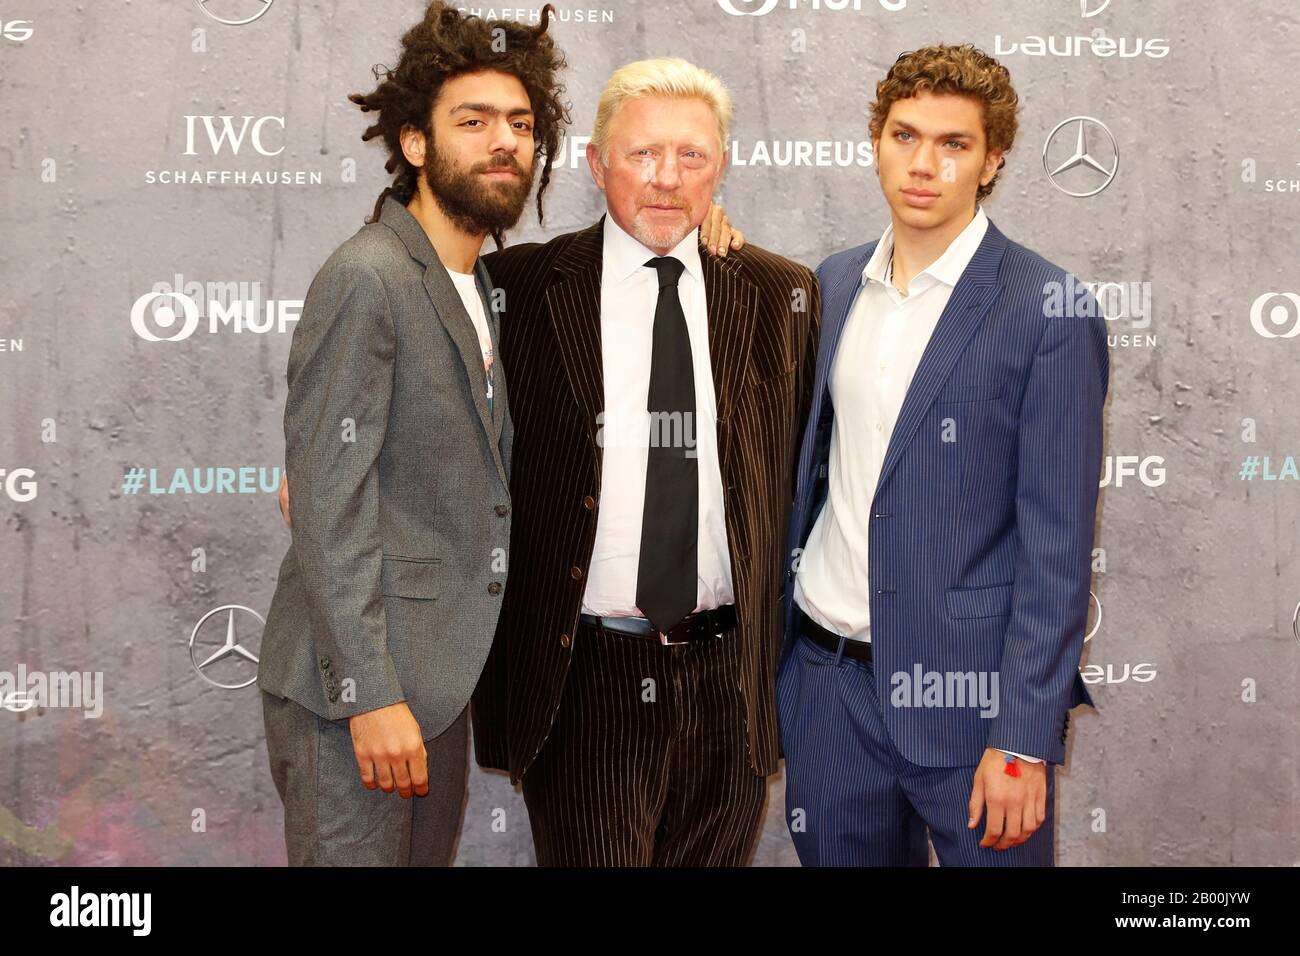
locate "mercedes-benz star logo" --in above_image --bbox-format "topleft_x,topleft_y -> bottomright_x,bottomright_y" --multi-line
1043,116 -> 1119,198
189,604 -> 263,689
195,0 -> 274,27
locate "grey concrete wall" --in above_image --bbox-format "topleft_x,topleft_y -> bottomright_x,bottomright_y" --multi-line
0,0 -> 1295,865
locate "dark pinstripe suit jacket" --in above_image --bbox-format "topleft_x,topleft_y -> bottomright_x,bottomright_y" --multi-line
472,214 -> 820,783
783,218 -> 1105,768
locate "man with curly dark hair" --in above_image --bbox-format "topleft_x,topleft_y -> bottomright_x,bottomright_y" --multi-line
777,44 -> 1106,866
257,1 -> 569,866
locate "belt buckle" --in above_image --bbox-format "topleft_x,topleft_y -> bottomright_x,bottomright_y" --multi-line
658,626 -> 689,646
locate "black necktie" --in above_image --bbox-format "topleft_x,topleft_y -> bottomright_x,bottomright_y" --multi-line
635,255 -> 698,635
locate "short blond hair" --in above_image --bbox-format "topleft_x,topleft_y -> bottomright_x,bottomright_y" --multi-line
590,57 -> 733,167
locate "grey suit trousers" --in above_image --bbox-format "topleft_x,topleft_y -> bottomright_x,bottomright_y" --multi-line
261,690 -> 469,866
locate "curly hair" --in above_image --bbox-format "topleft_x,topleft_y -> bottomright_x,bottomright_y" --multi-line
348,1 -> 571,246
868,44 -> 1019,201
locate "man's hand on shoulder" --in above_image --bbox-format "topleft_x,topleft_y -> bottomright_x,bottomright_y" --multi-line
700,202 -> 745,258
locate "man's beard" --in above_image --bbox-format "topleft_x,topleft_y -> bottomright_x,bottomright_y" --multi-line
631,195 -> 694,251
422,138 -> 534,236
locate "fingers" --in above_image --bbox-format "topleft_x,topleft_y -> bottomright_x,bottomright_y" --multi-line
979,800 -> 1005,848
730,226 -> 745,250
409,746 -> 430,798
391,757 -> 413,799
1018,800 -> 1040,848
967,772 -> 985,830
973,757 -> 1047,852
374,757 -> 395,794
987,792 -> 1043,851
348,703 -> 427,799
715,215 -> 732,257
994,804 -> 1023,850
357,754 -> 377,790
700,203 -> 724,255
357,746 -> 427,798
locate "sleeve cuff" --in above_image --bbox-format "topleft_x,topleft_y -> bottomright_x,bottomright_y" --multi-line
996,748 -> 1045,764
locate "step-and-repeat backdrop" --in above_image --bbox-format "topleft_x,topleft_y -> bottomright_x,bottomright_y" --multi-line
1,1 -> 1295,866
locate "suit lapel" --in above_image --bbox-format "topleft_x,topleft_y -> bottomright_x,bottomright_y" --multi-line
700,251 -> 757,478
378,195 -> 505,484
545,217 -> 607,468
474,257 -> 507,441
814,243 -> 876,433
873,220 -> 1009,499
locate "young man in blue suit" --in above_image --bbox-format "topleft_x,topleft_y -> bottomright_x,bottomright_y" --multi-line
777,44 -> 1106,866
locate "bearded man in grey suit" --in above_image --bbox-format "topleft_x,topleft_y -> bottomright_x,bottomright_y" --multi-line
256,2 -> 569,866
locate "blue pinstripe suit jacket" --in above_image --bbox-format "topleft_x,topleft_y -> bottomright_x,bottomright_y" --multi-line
781,217 -> 1106,767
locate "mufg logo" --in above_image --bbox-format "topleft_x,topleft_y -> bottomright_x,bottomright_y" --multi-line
131,276 -> 300,342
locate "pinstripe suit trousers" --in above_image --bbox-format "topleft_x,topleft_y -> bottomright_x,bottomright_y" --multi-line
520,621 -> 767,866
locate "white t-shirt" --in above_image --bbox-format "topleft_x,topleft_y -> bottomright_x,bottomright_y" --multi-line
445,266 -> 494,402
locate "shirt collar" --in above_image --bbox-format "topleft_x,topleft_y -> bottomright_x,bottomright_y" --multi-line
602,209 -> 703,286
862,205 -> 990,291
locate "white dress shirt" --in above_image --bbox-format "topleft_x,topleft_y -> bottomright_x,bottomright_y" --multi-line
791,206 -> 1043,763
579,212 -> 735,618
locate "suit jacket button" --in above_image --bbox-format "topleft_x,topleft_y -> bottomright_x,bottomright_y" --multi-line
495,504 -> 509,516
582,495 -> 596,510
570,566 -> 583,580
488,581 -> 503,595
560,633 -> 571,648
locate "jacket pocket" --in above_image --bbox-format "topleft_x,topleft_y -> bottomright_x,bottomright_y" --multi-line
380,555 -> 441,600
936,381 -> 1003,403
746,364 -> 796,406
945,582 -> 1013,619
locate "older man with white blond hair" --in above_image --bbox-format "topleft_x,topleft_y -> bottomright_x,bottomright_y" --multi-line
471,57 -> 821,866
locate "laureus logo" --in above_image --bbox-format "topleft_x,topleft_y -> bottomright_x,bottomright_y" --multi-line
1080,0 -> 1112,16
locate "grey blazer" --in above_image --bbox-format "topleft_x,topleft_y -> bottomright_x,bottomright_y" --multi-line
258,194 -> 512,740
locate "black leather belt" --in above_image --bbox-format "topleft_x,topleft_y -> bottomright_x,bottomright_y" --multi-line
798,608 -> 872,663
579,604 -> 737,646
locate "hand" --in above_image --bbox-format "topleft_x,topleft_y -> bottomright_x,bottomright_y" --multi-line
278,473 -> 290,527
967,747 -> 1047,851
699,202 -> 745,258
348,701 -> 429,799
